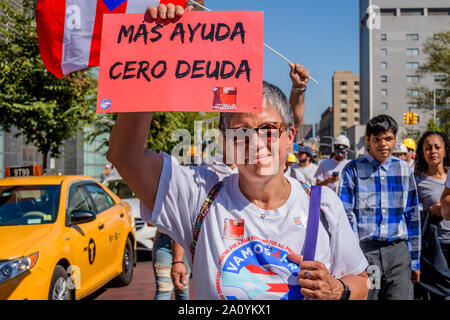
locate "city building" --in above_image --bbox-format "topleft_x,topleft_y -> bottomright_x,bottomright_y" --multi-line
318,106 -> 334,155
359,0 -> 450,132
332,71 -> 361,138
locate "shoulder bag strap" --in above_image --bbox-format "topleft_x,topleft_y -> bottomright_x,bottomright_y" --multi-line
190,181 -> 223,262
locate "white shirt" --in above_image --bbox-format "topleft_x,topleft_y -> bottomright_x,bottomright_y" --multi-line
203,155 -> 238,181
140,153 -> 368,300
284,165 -> 307,183
297,163 -> 318,186
314,157 -> 350,192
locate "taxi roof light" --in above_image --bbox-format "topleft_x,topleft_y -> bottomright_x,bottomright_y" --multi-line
5,165 -> 42,178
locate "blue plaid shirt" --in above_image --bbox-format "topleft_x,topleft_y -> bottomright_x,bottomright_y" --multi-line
339,151 -> 420,271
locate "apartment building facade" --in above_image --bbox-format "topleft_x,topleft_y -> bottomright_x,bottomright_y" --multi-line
360,0 -> 450,129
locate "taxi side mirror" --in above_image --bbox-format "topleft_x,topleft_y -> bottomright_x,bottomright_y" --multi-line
70,210 -> 96,224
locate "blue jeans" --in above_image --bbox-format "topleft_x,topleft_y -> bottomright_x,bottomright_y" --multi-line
152,231 -> 190,300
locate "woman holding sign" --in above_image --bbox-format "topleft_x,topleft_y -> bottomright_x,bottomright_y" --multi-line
107,4 -> 369,300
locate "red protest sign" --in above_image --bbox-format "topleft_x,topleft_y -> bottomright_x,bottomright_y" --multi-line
97,11 -> 264,113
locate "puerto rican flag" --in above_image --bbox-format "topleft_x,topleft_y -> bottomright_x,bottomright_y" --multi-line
221,264 -> 303,300
36,0 -> 187,78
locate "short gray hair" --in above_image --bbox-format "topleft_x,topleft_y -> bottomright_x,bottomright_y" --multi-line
219,81 -> 294,133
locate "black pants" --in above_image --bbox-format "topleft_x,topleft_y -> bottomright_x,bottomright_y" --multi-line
414,243 -> 450,300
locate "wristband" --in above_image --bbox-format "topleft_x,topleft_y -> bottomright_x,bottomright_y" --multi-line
337,278 -> 351,300
292,86 -> 306,93
171,261 -> 184,265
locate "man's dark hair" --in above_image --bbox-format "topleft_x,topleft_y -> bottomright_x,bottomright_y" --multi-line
365,114 -> 398,137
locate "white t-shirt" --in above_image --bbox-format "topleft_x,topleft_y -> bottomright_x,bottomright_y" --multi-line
140,153 -> 368,300
314,158 -> 350,192
296,163 -> 318,185
203,156 -> 238,181
284,165 -> 307,183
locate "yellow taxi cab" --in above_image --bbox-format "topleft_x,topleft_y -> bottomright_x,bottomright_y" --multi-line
0,165 -> 136,300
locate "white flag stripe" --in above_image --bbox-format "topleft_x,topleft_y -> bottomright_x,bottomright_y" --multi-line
126,0 -> 160,13
62,0 -> 97,75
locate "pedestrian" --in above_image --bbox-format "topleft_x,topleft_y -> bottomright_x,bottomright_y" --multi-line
392,143 -> 408,162
152,229 -> 191,300
315,135 -> 351,193
284,153 -> 307,183
339,114 -> 420,300
100,164 -> 111,182
413,131 -> 450,300
403,138 -> 417,170
296,146 -> 318,186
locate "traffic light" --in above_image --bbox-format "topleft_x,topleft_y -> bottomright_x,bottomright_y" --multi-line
411,112 -> 418,124
403,112 -> 411,124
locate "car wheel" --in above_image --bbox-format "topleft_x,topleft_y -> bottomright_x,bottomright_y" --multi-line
48,265 -> 73,300
112,237 -> 134,286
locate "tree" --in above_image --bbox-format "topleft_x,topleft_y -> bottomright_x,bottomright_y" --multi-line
85,111 -> 219,156
0,1 -> 97,170
413,30 -> 450,135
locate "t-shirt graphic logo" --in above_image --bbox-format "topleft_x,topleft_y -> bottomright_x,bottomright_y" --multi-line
223,219 -> 244,240
217,240 -> 303,300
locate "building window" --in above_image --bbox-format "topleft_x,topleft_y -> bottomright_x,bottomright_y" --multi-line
341,108 -> 347,113
381,62 -> 388,69
380,8 -> 397,16
381,75 -> 387,82
406,62 -> 419,69
407,89 -> 420,97
406,48 -> 420,56
434,74 -> 447,82
355,117 -> 360,122
428,8 -> 450,15
340,100 -> 348,106
354,81 -> 360,86
381,48 -> 387,56
380,34 -> 387,41
354,100 -> 360,105
354,90 -> 360,96
354,108 -> 359,113
340,90 -> 347,95
341,117 -> 348,123
381,89 -> 388,96
340,81 -> 347,87
407,102 -> 419,108
381,103 -> 388,110
406,33 -> 419,41
341,126 -> 347,132
407,75 -> 419,83
400,8 -> 424,16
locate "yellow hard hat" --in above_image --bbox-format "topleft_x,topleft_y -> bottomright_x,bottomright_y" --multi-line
287,153 -> 297,163
188,145 -> 198,157
402,138 -> 416,151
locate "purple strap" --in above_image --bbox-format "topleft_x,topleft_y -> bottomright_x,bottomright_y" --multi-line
302,185 -> 322,261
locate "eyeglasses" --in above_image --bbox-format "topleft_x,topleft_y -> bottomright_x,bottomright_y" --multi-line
226,122 -> 290,143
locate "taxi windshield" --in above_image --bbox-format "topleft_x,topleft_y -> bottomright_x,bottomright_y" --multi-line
105,179 -> 136,199
0,185 -> 61,226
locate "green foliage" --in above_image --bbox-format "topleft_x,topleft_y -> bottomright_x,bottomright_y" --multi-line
86,111 -> 219,155
413,29 -> 450,136
0,0 -> 97,169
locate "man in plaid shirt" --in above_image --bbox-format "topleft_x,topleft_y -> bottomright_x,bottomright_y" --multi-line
339,115 -> 420,300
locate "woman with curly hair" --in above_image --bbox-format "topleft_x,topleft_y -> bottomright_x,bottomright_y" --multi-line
414,131 -> 450,300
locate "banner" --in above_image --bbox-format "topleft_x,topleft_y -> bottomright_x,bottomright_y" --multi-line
36,0 -> 187,78
97,11 -> 264,113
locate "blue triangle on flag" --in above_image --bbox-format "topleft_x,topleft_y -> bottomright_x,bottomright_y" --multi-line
102,0 -> 127,12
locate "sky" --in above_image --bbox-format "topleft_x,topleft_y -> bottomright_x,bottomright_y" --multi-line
206,0 -> 360,125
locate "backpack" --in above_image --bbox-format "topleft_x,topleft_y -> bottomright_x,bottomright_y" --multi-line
189,181 -> 323,263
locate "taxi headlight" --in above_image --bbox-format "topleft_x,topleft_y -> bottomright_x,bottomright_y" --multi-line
0,253 -> 39,283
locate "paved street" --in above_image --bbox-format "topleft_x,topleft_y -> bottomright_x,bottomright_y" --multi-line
90,252 -> 193,300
